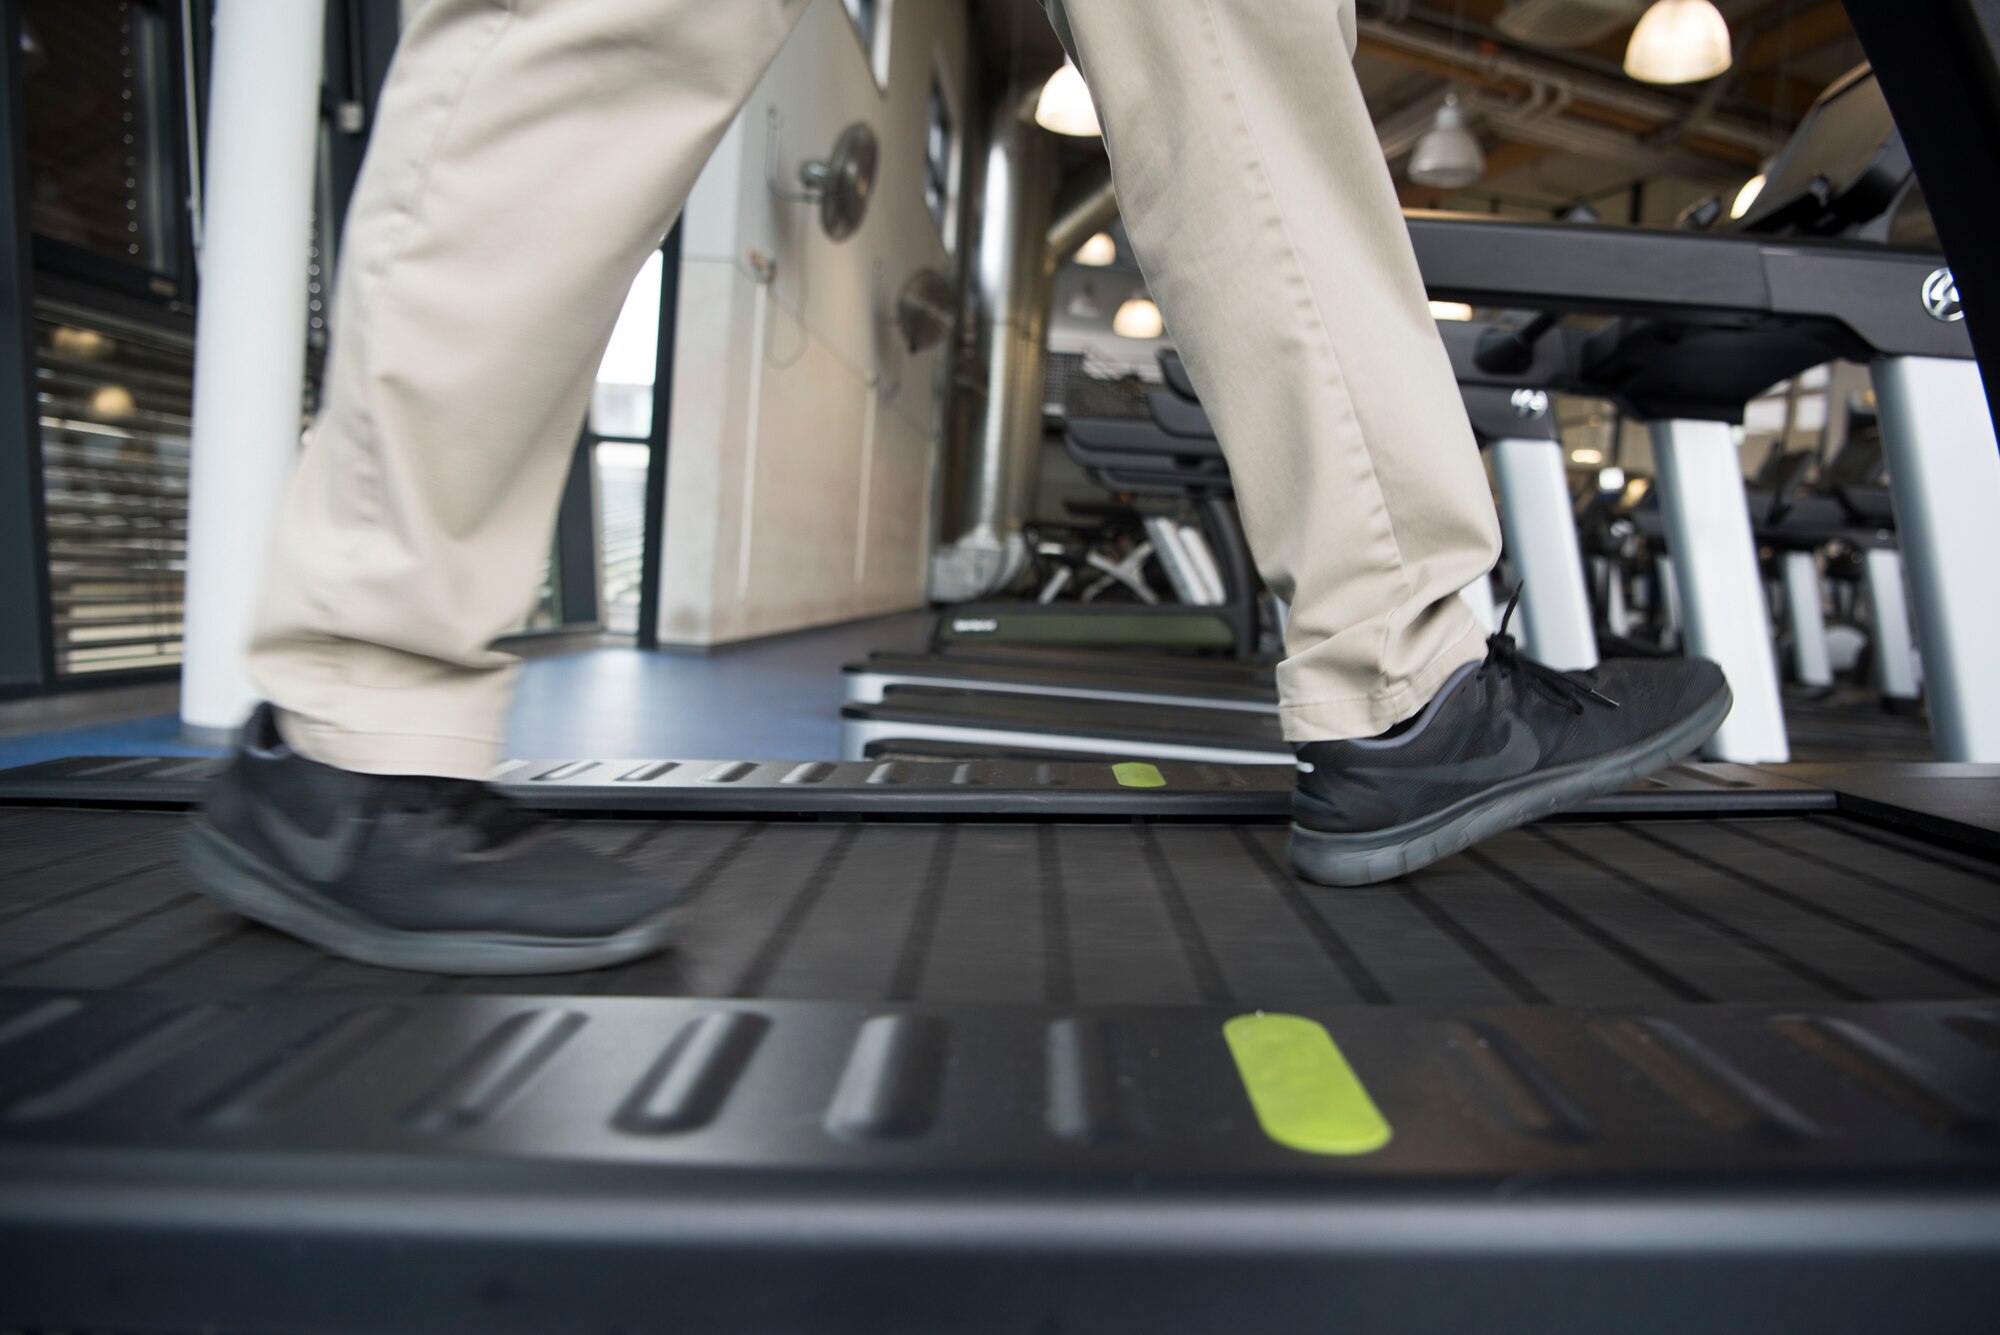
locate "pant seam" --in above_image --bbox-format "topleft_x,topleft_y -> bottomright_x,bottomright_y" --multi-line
312,1 -> 519,732
1192,0 -> 1418,673
1279,619 -> 1488,740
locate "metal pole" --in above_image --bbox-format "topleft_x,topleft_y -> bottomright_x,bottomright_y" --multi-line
1860,547 -> 1920,708
1650,419 -> 1789,763
1871,355 -> 2000,758
1780,551 -> 1834,691
1490,437 -> 1598,671
179,0 -> 327,743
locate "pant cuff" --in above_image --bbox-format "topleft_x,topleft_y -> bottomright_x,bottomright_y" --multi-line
1278,617 -> 1490,743
274,708 -> 502,781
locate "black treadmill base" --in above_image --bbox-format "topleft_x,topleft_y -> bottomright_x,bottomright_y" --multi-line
6,806 -> 1998,1006
3,991 -> 1999,1334
1,762 -> 1997,1333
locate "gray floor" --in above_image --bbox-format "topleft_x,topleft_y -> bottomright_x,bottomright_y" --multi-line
504,612 -> 932,761
0,608 -> 1936,769
0,612 -> 933,769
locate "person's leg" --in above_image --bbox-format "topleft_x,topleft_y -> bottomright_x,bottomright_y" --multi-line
1051,0 -> 1498,743
1050,0 -> 1731,885
184,0 -> 810,974
248,0 -> 809,779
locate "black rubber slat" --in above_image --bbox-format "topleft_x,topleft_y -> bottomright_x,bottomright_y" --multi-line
1540,824 -> 1981,1001
1507,826 -> 1838,1003
1055,825 -> 1208,1006
1753,817 -> 2000,930
1418,847 -> 1685,1007
1149,823 -> 1372,1006
0,811 -> 1994,1010
1238,826 -> 1521,1006
762,825 -> 943,1001
914,825 -> 1053,1004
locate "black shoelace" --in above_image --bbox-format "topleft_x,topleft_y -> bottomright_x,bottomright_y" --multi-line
1479,587 -> 1621,716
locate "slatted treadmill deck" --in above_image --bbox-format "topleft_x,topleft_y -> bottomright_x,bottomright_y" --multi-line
5,807 -> 1999,1005
4,764 -> 2000,1334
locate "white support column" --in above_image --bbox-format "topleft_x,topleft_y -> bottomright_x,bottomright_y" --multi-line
1780,551 -> 1834,690
1871,356 -> 2000,760
1860,547 -> 1921,706
179,0 -> 328,744
1177,524 -> 1226,606
1654,556 -> 1682,652
1142,516 -> 1202,605
1650,419 -> 1790,763
1490,437 -> 1598,670
1594,557 -> 1635,638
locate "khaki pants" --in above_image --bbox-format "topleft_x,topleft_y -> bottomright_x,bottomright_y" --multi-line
249,0 -> 1500,779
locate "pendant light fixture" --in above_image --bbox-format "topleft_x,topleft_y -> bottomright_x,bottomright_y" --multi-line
1035,59 -> 1101,137
1112,295 -> 1164,340
1624,0 -> 1732,85
1073,231 -> 1117,267
1730,172 -> 1768,220
1409,95 -> 1484,190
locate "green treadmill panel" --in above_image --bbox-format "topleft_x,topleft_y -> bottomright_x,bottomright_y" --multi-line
1224,1012 -> 1393,1155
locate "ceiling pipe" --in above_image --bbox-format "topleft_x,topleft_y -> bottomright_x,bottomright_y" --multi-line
1379,76 -> 1732,187
1645,4 -> 1806,151
1045,163 -> 1117,278
1357,15 -> 1781,159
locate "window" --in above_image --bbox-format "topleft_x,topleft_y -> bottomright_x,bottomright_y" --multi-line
587,252 -> 669,635
21,0 -> 183,285
35,302 -> 192,677
841,0 -> 892,88
841,0 -> 877,54
924,70 -> 955,238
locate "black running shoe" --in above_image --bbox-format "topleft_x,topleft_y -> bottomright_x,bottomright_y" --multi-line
1290,611 -> 1731,887
181,704 -> 679,974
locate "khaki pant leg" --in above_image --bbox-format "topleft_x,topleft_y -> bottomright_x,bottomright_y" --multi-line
248,0 -> 809,777
1052,0 -> 1501,740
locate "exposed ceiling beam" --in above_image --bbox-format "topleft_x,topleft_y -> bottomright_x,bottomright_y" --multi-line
1739,1 -> 1854,76
1357,35 -> 1519,96
1481,138 -> 1562,179
1357,18 -> 1782,159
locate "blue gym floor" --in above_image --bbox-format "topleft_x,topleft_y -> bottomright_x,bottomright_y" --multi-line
0,612 -> 932,770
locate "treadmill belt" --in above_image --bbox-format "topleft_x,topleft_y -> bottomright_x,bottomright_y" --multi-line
5,790 -> 1999,1334
4,808 -> 1995,1008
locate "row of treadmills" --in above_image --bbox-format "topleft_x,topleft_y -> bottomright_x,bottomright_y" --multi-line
2,60 -> 1997,1335
843,64 -> 1999,771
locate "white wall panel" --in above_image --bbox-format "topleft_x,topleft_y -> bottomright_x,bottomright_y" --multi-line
660,0 -> 970,646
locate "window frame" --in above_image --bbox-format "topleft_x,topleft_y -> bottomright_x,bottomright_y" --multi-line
840,0 -> 893,91
21,0 -> 204,309
924,55 -> 963,250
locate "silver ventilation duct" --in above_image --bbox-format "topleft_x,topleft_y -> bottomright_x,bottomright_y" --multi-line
930,94 -> 1119,603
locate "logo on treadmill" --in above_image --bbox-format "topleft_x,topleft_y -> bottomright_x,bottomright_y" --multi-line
1510,388 -> 1550,420
952,618 -> 1000,634
1922,267 -> 1964,323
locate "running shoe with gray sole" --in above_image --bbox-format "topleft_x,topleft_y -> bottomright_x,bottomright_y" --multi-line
180,704 -> 680,974
1289,629 -> 1731,887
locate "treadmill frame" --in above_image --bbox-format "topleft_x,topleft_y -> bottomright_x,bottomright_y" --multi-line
0,757 -> 1997,1334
